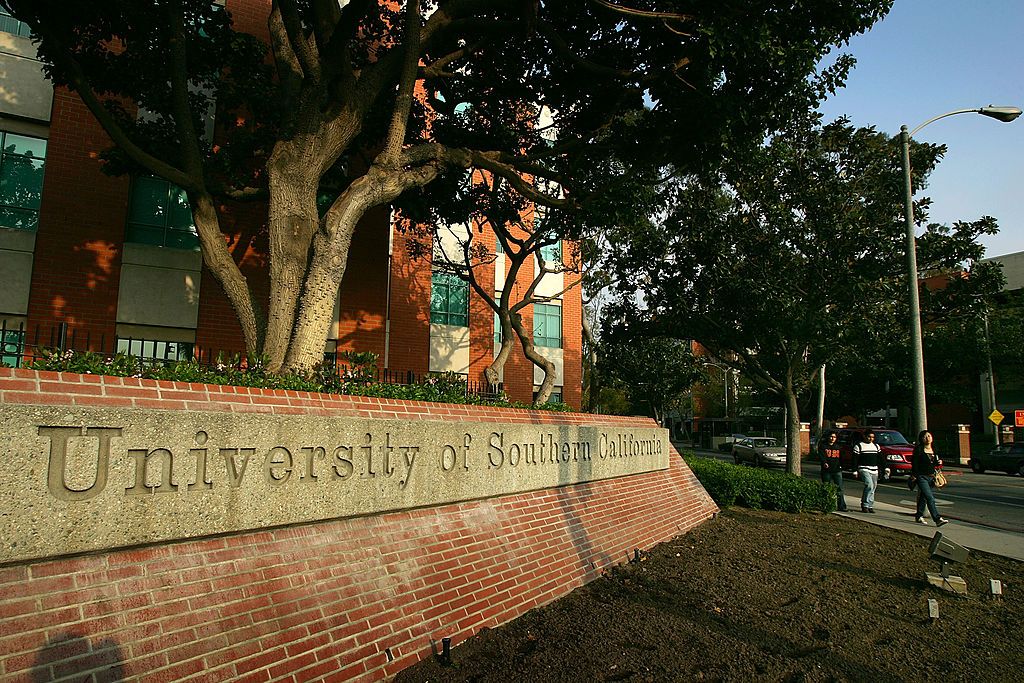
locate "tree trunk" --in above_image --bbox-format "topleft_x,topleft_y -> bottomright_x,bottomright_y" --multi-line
484,310 -> 515,387
785,382 -> 802,476
190,192 -> 261,355
282,176 -> 373,374
508,309 -> 556,405
581,310 -> 599,412
263,155 -> 321,372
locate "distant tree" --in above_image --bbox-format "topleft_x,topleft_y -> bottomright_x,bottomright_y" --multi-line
6,0 -> 892,377
604,116 -> 999,473
599,319 -> 704,424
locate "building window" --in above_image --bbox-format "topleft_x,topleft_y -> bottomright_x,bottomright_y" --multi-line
1,326 -> 25,368
0,132 -> 46,231
493,293 -> 503,344
430,272 -> 469,326
125,176 -> 199,250
116,337 -> 194,364
0,9 -> 32,37
540,241 -> 561,266
533,303 -> 561,348
533,388 -> 563,404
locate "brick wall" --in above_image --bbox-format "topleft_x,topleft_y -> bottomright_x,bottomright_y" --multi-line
0,369 -> 717,682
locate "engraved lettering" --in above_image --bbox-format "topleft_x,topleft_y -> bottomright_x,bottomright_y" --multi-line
383,433 -> 396,478
125,448 -> 178,495
332,445 -> 354,480
398,445 -> 418,489
188,430 -> 212,492
360,433 -> 375,478
264,447 -> 293,485
461,434 -> 472,471
39,426 -> 120,501
301,446 -> 326,481
222,447 -> 255,488
440,444 -> 457,472
488,432 -> 504,469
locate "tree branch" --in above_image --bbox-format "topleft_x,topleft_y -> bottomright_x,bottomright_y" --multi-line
273,0 -> 321,83
380,0 -> 422,165
166,0 -> 205,179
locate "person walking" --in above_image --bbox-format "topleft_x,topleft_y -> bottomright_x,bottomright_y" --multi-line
911,430 -> 948,526
853,429 -> 882,513
818,430 -> 847,512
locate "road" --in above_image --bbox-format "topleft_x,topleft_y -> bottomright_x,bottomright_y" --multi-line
685,446 -> 1024,534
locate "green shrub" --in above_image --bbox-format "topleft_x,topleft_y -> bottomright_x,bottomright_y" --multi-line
684,456 -> 836,513
25,348 -> 570,412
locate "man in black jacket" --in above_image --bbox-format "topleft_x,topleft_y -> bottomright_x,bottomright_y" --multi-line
817,430 -> 847,512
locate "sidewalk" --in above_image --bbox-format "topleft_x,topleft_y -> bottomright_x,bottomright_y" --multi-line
677,446 -> 1023,562
835,495 -> 1024,562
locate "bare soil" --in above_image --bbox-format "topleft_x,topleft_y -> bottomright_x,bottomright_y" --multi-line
396,508 -> 1023,683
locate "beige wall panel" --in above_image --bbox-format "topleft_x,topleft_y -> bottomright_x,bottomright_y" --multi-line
0,228 -> 34,315
0,35 -> 53,122
429,323 -> 471,373
116,244 -> 202,328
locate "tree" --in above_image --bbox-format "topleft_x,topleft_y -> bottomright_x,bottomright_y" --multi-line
605,116 -> 999,473
6,0 -> 892,375
599,313 -> 704,423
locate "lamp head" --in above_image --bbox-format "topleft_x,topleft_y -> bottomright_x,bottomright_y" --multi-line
979,106 -> 1022,123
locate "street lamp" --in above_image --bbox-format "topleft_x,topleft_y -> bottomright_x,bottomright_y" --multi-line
900,105 -> 1022,434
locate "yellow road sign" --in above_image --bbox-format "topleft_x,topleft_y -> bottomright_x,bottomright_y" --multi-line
988,409 -> 1004,425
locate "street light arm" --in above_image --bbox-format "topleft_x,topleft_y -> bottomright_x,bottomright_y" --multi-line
908,108 -> 983,137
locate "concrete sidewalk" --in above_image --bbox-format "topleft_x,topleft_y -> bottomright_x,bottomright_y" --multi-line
679,445 -> 1023,561
836,495 -> 1024,562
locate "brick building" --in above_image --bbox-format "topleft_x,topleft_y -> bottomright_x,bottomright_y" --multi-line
0,4 -> 582,408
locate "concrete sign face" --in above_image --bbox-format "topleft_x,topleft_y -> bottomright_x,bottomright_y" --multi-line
0,405 -> 669,563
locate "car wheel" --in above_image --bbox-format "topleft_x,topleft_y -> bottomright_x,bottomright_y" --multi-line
970,460 -> 985,474
733,453 -> 740,465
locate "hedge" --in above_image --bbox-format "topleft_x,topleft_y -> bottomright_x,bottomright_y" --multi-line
684,456 -> 837,513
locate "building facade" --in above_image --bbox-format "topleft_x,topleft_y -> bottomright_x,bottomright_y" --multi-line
0,4 -> 582,408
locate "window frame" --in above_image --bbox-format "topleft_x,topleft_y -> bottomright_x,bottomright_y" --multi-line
125,175 -> 200,250
430,271 -> 470,327
533,302 -> 562,349
0,130 -> 47,232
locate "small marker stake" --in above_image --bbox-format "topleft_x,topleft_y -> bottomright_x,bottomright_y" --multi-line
927,599 -> 939,620
990,579 -> 1003,597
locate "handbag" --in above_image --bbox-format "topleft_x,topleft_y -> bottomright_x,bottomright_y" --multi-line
934,471 -> 947,488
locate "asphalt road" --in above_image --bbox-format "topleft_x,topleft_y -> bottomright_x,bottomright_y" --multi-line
685,446 -> 1024,534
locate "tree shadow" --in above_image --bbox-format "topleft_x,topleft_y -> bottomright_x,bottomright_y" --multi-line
30,633 -> 126,683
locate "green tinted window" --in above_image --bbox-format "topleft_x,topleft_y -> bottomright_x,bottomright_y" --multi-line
1,327 -> 25,367
533,303 -> 561,348
0,9 -> 32,37
0,131 -> 46,231
431,272 -> 469,326
126,177 -> 199,249
540,241 -> 561,265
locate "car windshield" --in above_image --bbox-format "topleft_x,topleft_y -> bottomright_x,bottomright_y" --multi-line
874,431 -> 909,446
753,438 -> 777,448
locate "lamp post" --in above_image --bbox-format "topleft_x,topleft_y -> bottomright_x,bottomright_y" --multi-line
900,105 -> 1021,435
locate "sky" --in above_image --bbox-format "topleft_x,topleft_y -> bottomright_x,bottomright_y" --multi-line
817,0 -> 1024,258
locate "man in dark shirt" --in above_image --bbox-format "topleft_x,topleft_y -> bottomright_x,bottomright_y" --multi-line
818,430 -> 847,512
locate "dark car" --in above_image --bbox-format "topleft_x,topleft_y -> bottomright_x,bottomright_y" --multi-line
970,443 -> 1024,476
732,436 -> 787,469
834,428 -> 916,480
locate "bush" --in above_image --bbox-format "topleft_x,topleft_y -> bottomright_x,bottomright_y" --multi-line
25,348 -> 573,412
684,456 -> 836,513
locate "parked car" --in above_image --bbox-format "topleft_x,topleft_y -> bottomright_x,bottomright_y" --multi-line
833,428 -> 916,480
732,437 -> 787,469
718,433 -> 747,452
970,443 -> 1024,476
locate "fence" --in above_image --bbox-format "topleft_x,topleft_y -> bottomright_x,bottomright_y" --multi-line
0,321 -> 504,400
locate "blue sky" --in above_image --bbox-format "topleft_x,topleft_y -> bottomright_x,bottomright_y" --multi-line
817,0 -> 1024,258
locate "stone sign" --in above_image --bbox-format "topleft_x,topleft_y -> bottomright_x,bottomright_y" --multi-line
0,405 -> 669,563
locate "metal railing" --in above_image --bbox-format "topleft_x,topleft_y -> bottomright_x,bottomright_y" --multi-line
0,321 -> 504,400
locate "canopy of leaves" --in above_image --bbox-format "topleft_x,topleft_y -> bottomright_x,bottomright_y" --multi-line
604,114 -> 1000,411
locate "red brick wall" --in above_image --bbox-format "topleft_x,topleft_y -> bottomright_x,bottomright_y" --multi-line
28,89 -> 128,348
0,369 -> 717,682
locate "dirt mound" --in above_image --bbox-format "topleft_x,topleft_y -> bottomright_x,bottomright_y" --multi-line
397,508 -> 1022,682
